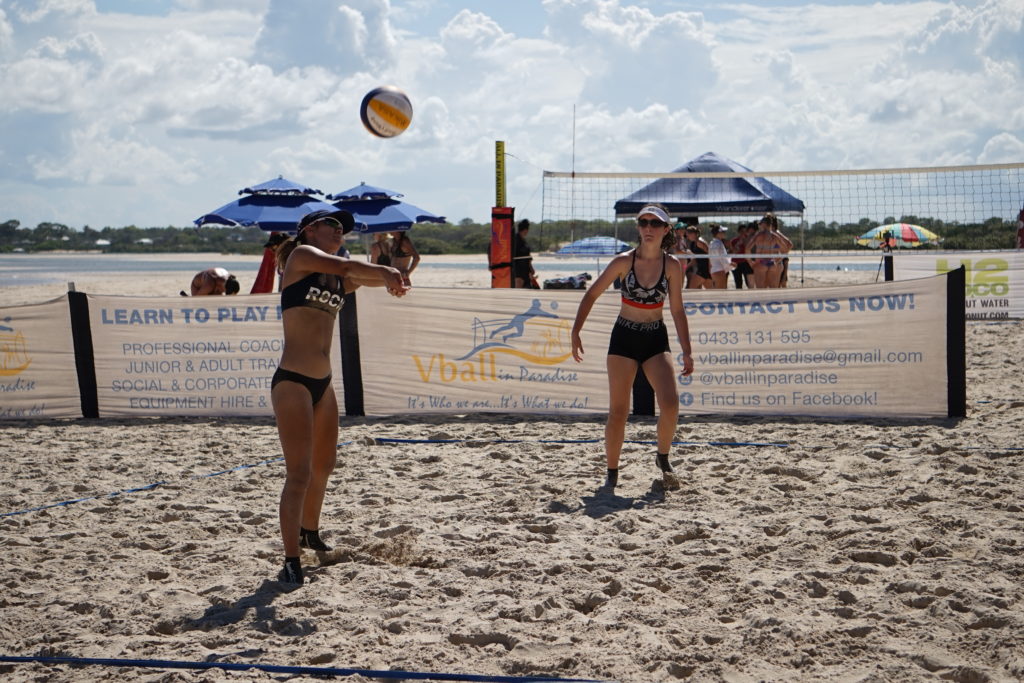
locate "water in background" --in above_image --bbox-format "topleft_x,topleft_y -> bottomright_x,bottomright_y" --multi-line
0,254 -> 263,288
0,252 -> 880,288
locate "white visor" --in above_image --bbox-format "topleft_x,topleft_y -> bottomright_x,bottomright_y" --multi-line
637,206 -> 670,224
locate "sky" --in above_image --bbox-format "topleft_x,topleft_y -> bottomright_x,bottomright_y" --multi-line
0,0 -> 1021,230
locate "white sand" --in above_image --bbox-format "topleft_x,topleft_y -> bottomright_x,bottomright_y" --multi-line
1,252 -> 1022,681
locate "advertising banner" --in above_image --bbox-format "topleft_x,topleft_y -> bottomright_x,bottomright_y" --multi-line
0,297 -> 81,419
895,250 -> 1023,320
355,273 -> 959,419
87,294 -> 339,417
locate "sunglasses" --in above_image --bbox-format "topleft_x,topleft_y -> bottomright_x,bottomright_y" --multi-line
318,217 -> 345,230
637,218 -> 668,228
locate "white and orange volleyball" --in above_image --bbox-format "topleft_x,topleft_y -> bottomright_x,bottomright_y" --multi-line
359,86 -> 413,138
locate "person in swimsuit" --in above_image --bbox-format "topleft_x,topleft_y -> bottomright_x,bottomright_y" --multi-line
369,232 -> 393,267
390,231 -> 421,285
273,209 -> 409,585
570,203 -> 694,491
748,213 -> 789,288
771,218 -> 793,288
670,222 -> 691,273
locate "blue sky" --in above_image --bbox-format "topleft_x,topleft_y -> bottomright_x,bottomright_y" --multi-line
1,0 -> 1021,229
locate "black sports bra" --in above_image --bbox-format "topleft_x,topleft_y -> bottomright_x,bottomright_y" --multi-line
281,272 -> 345,317
621,252 -> 668,309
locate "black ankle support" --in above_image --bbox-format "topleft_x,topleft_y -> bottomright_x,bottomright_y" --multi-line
300,527 -> 332,552
656,453 -> 673,473
279,556 -> 303,584
605,468 -> 618,487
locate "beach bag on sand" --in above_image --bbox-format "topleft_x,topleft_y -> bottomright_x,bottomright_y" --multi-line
543,273 -> 592,289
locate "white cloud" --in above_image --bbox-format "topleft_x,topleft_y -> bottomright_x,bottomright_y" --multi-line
0,0 -> 1021,229
30,118 -> 201,186
6,0 -> 94,24
978,132 -> 1024,164
254,0 -> 397,73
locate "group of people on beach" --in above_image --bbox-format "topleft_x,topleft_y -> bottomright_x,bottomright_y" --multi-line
672,214 -> 793,289
369,231 -> 421,285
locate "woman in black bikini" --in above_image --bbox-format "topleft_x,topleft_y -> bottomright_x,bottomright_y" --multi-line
390,231 -> 421,285
273,209 -> 408,585
369,232 -> 393,267
570,204 -> 695,491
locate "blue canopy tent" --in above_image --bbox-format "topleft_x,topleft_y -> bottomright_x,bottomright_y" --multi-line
613,152 -> 805,218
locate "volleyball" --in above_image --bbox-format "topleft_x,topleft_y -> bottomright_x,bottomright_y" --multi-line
359,86 -> 413,138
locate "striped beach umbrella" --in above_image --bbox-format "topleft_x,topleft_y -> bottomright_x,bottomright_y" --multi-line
856,223 -> 941,248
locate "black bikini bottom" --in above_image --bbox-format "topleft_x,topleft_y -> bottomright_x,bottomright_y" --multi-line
271,368 -> 333,405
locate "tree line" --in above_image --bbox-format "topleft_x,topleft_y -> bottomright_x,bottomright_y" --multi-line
0,215 -> 1016,255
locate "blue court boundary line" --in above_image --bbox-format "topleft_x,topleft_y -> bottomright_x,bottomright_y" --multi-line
0,655 -> 601,682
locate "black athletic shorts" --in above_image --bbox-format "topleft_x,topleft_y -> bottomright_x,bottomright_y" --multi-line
607,317 -> 670,363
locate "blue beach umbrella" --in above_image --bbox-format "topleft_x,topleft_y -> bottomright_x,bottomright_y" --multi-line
327,182 -> 445,234
326,182 -> 403,201
194,176 -> 337,233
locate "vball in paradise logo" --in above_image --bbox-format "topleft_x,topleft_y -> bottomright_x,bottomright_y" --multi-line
412,299 -> 572,383
1,316 -> 31,376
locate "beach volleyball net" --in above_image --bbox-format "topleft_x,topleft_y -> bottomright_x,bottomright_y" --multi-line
541,162 -> 1024,249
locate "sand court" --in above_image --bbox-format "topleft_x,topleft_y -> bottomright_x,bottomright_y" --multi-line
2,347 -> 1023,682
1,256 -> 1022,681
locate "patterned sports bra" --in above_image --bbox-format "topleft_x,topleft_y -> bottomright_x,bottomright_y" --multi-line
281,272 -> 345,317
621,251 -> 668,309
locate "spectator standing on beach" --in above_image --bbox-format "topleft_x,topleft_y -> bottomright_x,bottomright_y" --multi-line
772,217 -> 794,287
729,223 -> 754,289
570,203 -> 694,492
390,230 -> 421,286
369,232 -> 393,267
1016,207 -> 1024,249
748,213 -> 788,288
513,219 -> 538,288
188,267 -> 239,296
684,224 -> 711,289
670,222 -> 691,273
271,209 -> 409,585
708,225 -> 732,289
